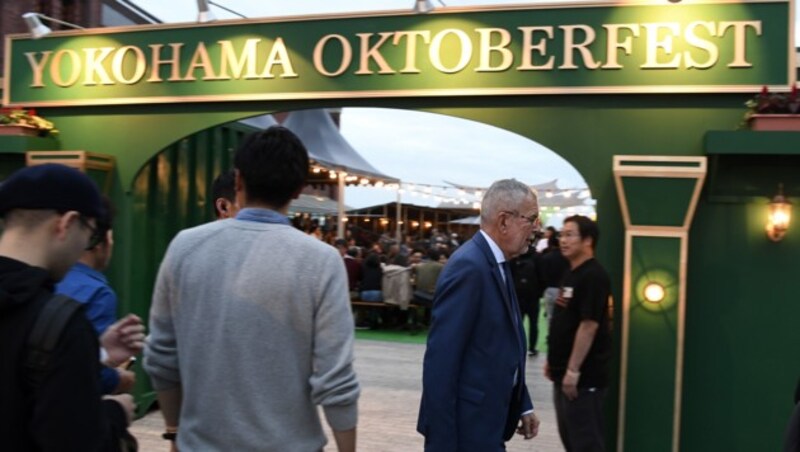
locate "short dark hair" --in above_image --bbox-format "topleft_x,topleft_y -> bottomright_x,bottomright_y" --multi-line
233,126 -> 309,208
94,196 -> 114,246
211,170 -> 236,203
564,215 -> 599,249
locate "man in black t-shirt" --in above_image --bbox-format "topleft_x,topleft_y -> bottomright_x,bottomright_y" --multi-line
546,215 -> 612,451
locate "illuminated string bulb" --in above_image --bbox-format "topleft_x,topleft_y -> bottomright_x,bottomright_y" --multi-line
312,167 -> 322,174
563,191 -> 572,198
329,171 -> 337,179
360,178 -> 369,185
375,181 -> 384,188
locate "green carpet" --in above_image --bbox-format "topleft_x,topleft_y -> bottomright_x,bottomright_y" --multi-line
356,303 -> 551,353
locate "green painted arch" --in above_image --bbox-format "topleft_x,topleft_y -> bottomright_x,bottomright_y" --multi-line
42,92 -> 748,194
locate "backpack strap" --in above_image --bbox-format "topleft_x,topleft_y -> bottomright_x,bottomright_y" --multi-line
26,294 -> 83,388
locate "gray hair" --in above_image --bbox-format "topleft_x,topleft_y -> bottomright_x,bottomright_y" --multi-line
480,179 -> 537,226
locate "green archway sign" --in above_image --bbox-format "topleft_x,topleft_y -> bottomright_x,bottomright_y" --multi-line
3,1 -> 793,107
2,2 -> 797,451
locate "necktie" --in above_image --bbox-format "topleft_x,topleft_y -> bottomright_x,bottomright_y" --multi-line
502,261 -> 519,328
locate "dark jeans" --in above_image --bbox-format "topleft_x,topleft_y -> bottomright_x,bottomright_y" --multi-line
553,385 -> 607,452
520,297 -> 540,351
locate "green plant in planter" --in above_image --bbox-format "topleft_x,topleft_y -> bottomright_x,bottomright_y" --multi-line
0,108 -> 59,136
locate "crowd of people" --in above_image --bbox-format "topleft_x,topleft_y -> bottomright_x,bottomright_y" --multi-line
0,125 -> 626,451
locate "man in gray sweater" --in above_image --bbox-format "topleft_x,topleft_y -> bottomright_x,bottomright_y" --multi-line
144,127 -> 360,451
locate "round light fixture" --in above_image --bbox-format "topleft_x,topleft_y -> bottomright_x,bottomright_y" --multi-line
643,283 -> 666,303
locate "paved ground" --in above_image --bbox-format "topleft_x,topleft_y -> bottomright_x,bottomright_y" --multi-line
131,339 -> 566,451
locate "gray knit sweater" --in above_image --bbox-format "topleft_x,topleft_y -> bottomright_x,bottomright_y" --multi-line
143,218 -> 360,451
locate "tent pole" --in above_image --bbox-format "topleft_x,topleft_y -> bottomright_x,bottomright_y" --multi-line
337,173 -> 346,239
395,184 -> 402,244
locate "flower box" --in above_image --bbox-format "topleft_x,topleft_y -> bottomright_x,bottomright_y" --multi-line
748,114 -> 800,131
0,124 -> 40,137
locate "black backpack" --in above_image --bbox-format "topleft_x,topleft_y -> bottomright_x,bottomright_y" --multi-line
25,294 -> 83,386
25,294 -> 138,452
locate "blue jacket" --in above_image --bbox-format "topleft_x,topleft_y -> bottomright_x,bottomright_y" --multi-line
56,263 -> 119,394
418,232 -> 533,451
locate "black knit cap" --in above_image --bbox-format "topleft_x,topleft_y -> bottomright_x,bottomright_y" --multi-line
0,164 -> 104,218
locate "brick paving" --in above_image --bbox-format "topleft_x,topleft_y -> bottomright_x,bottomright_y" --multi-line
130,339 -> 565,451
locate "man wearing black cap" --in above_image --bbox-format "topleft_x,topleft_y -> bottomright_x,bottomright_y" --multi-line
0,163 -> 144,450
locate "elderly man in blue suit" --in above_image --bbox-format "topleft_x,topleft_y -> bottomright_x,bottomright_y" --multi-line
418,179 -> 541,451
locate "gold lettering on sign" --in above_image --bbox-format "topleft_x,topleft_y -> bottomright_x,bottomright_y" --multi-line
218,39 -> 260,80
111,46 -> 146,84
684,21 -> 718,69
355,32 -> 396,75
183,42 -> 218,81
719,21 -> 761,68
314,34 -> 353,77
476,28 -> 513,72
82,47 -> 115,85
148,43 -> 184,82
429,29 -> 472,74
516,27 -> 554,70
260,38 -> 298,78
50,49 -> 81,87
642,23 -> 682,69
602,24 -> 640,70
560,25 -> 600,70
393,31 -> 431,74
25,51 -> 52,88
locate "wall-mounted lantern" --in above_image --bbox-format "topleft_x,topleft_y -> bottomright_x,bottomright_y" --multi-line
766,183 -> 791,242
643,282 -> 666,303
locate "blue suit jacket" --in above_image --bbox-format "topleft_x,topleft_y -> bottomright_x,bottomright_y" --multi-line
417,232 -> 533,452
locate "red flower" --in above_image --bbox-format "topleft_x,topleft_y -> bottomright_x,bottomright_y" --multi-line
28,108 -> 37,116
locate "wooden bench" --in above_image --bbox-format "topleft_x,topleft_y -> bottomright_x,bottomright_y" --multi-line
350,300 -> 421,310
350,299 -> 426,331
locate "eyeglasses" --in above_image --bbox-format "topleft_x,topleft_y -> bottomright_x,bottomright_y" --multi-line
501,210 -> 540,227
77,215 -> 104,250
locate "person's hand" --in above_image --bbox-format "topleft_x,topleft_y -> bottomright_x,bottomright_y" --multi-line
104,393 -> 135,426
543,362 -> 552,382
516,412 -> 540,439
561,369 -> 580,401
114,368 -> 136,394
101,314 -> 145,367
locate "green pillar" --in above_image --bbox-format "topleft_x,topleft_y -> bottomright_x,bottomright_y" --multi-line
613,156 -> 706,452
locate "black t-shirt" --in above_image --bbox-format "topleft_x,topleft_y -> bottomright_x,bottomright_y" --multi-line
547,258 -> 613,388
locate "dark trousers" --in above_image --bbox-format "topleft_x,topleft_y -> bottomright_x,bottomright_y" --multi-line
519,297 -> 540,351
553,385 -> 607,452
